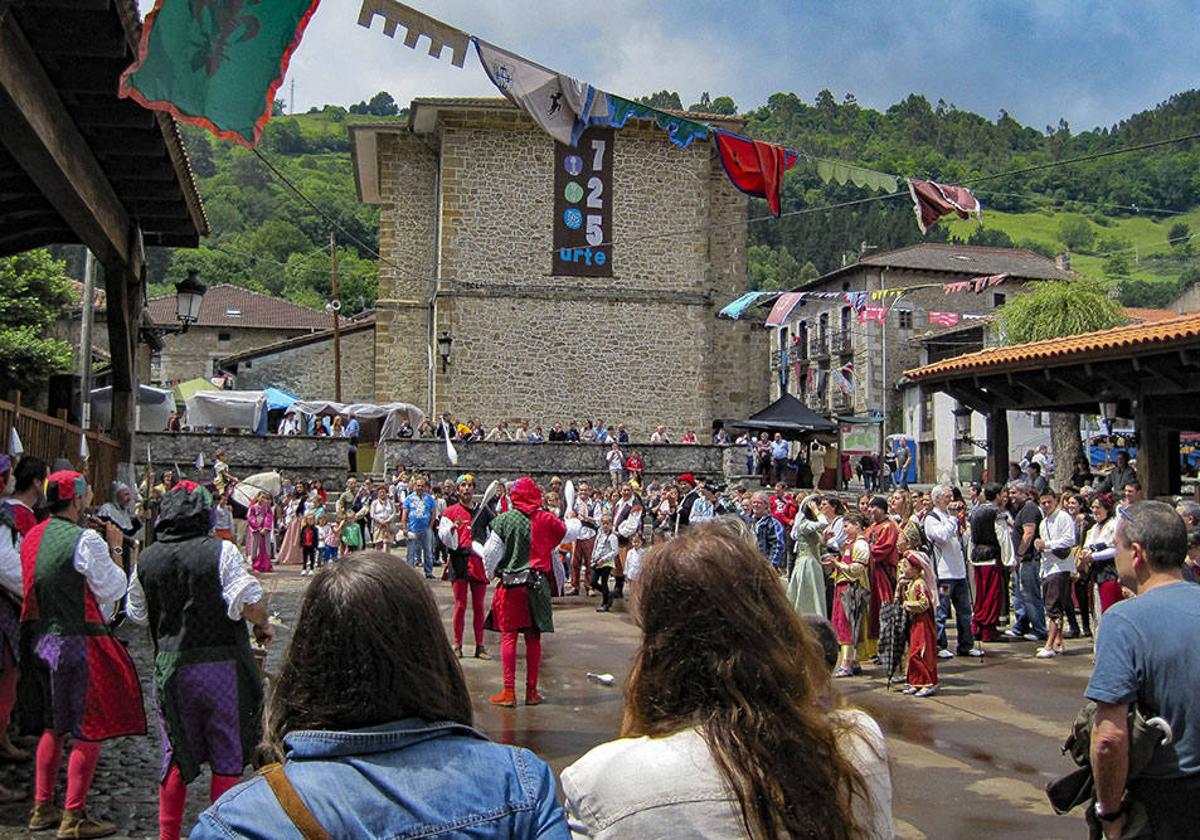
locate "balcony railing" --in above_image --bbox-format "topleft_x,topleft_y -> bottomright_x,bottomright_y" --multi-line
830,330 -> 853,355
811,335 -> 830,358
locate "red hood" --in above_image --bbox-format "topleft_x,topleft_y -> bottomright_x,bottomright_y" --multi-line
510,477 -> 542,516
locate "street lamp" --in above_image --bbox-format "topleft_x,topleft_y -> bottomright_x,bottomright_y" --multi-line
1098,398 -> 1119,436
437,331 -> 454,374
174,270 -> 207,333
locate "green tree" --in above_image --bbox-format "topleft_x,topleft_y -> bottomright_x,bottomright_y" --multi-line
998,280 -> 1126,484
366,91 -> 399,116
1102,251 -> 1132,278
1169,221 -> 1192,254
1056,216 -> 1095,252
708,96 -> 737,115
638,90 -> 682,110
0,249 -> 74,399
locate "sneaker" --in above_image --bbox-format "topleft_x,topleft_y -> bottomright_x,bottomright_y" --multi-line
56,809 -> 115,838
1003,628 -> 1024,639
914,685 -> 939,698
1035,647 -> 1058,659
832,666 -> 854,678
28,801 -> 61,831
474,646 -> 492,661
901,686 -> 919,695
966,648 -> 985,657
596,605 -> 611,613
453,645 -> 462,658
489,689 -> 516,707
524,689 -> 545,706
937,649 -> 955,660
1022,633 -> 1042,642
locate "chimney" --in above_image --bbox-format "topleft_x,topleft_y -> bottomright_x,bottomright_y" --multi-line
1055,253 -> 1070,272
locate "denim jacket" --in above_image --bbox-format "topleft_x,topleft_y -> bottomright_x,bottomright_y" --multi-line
192,719 -> 569,839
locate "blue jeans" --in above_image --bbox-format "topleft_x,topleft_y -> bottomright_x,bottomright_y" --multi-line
936,577 -> 975,653
1010,566 -> 1026,629
407,528 -> 435,577
1015,560 -> 1047,638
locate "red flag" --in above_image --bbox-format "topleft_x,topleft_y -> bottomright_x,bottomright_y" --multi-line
715,130 -> 798,217
907,178 -> 981,234
858,306 -> 887,324
928,311 -> 961,327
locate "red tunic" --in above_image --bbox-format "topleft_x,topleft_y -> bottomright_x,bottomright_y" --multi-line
866,520 -> 899,642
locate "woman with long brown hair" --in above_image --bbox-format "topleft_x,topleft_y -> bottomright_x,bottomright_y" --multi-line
191,552 -> 567,839
561,519 -> 892,839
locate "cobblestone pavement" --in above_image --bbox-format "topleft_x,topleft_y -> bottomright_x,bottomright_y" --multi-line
0,560 -> 1097,838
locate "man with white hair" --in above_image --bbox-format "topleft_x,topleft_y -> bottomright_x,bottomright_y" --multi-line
744,492 -> 786,571
923,485 -> 978,659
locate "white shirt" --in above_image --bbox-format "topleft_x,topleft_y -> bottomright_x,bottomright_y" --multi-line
0,521 -> 22,598
623,547 -> 643,581
562,709 -> 893,840
1038,507 -> 1077,577
74,527 -> 129,604
126,540 -> 263,625
370,498 -> 394,525
590,532 -> 618,567
923,508 -> 966,580
606,449 -> 623,469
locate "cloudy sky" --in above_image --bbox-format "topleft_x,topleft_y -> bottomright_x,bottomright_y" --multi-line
142,1 -> 1197,132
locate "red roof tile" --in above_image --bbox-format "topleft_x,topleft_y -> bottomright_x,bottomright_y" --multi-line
148,284 -> 330,330
905,312 -> 1200,381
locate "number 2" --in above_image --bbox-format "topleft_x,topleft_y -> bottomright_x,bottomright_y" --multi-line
590,139 -> 606,170
587,177 -> 603,208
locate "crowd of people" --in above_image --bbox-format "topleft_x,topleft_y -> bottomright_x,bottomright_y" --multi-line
0,435 -> 1198,838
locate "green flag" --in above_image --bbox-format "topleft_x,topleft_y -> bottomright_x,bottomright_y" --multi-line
119,0 -> 321,147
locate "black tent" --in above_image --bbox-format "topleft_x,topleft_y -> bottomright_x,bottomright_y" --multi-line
732,393 -> 837,439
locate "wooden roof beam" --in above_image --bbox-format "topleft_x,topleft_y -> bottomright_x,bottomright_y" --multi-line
0,8 -> 139,274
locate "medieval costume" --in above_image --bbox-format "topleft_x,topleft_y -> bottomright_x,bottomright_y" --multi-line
483,478 -> 580,707
865,515 -> 899,656
568,495 -> 598,596
612,490 -> 643,600
275,494 -> 304,566
95,481 -> 142,625
439,475 -> 494,659
128,481 -> 265,840
898,550 -> 939,694
831,534 -> 870,677
967,500 -> 1007,643
787,501 -> 828,617
244,495 -> 274,573
21,471 -> 144,834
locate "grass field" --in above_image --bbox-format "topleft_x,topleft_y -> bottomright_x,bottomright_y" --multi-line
945,208 -> 1200,285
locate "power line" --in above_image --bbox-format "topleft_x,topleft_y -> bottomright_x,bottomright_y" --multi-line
962,132 -> 1200,185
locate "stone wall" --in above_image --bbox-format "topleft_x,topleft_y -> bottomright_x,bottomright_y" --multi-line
382,439 -> 729,487
228,327 -> 375,402
137,432 -> 352,488
155,326 -> 318,385
372,108 -> 769,437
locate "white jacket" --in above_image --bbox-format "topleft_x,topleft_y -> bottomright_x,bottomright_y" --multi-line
560,709 -> 893,839
923,508 -> 966,580
1039,508 -> 1077,577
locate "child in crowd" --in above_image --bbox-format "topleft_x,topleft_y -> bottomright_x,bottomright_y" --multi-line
590,514 -> 619,613
213,495 -> 234,541
340,513 -> 363,555
299,512 -> 319,576
831,513 -> 871,678
319,514 -> 338,566
897,550 -> 939,697
623,531 -> 644,597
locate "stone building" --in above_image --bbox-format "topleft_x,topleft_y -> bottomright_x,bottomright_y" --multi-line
146,284 -> 331,386
220,315 -> 376,402
347,97 -> 768,438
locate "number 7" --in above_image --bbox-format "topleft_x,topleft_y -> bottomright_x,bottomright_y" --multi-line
591,139 -> 606,170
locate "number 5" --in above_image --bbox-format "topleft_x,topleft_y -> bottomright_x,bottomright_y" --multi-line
586,214 -> 602,246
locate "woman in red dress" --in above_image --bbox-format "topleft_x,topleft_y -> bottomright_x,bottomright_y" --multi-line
897,549 -> 939,697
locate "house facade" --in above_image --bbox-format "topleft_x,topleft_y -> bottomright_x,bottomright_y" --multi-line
348,98 -> 768,438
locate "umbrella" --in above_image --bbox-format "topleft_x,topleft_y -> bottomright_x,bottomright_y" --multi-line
232,471 -> 282,509
878,599 -> 909,689
839,583 -> 870,656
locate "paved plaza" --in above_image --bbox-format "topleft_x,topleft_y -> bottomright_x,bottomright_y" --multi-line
0,566 -> 1094,838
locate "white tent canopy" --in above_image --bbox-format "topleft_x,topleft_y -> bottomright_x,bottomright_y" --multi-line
285,401 -> 425,440
91,385 -> 176,432
185,390 -> 267,433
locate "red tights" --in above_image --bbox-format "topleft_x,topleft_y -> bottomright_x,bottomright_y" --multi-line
35,732 -> 100,810
499,631 -> 542,691
451,579 -> 488,647
1098,580 -> 1125,614
158,763 -> 240,840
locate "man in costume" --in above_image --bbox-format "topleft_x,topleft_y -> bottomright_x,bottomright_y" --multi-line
21,471 -> 144,837
127,481 -> 273,840
483,477 -> 580,707
438,474 -> 493,660
967,483 -> 1007,647
674,473 -> 702,534
865,496 -> 900,657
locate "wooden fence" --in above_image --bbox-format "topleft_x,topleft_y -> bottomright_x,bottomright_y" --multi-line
0,397 -> 121,506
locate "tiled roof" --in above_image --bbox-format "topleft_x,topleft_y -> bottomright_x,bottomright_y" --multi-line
905,312 -> 1200,381
148,284 -> 331,330
64,279 -> 107,310
219,314 -> 375,365
857,243 -> 1071,280
1122,307 -> 1178,323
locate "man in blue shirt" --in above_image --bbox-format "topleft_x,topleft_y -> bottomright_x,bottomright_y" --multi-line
343,416 -> 361,471
1086,500 -> 1200,839
769,433 -> 790,486
401,477 -> 437,578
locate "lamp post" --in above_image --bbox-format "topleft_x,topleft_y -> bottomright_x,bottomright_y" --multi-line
437,331 -> 454,374
174,270 -> 207,333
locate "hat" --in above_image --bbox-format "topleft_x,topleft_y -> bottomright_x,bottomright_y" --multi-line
678,473 -> 697,486
456,473 -> 475,486
47,470 -> 87,503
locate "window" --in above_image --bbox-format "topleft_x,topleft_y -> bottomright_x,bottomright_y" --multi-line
218,332 -> 232,342
992,292 -> 1007,307
921,390 -> 935,433
897,309 -> 913,330
1032,411 -> 1051,428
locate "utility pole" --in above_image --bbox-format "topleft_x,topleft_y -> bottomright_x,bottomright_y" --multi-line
78,250 -> 97,429
330,230 -> 342,402
290,77 -> 296,115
